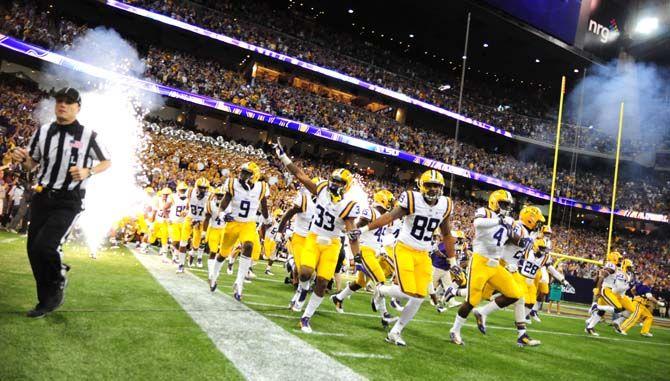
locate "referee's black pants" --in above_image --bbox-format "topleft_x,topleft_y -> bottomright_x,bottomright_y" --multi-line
27,190 -> 82,309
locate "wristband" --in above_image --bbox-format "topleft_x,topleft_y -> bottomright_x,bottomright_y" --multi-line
279,154 -> 292,165
359,226 -> 370,234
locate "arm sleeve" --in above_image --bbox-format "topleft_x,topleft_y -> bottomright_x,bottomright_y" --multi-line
28,128 -> 41,162
88,131 -> 110,161
473,208 -> 500,228
547,265 -> 563,281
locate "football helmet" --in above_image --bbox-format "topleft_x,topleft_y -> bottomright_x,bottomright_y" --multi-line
240,162 -> 261,185
328,168 -> 352,199
533,238 -> 548,256
606,251 -> 622,266
213,186 -> 225,200
144,186 -> 155,196
488,189 -> 514,216
541,225 -> 552,236
195,177 -> 209,198
519,206 -> 545,231
159,187 -> 172,198
176,181 -> 188,199
620,258 -> 633,273
419,170 -> 444,203
373,189 -> 395,211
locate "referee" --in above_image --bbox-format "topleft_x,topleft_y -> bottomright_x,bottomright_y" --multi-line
11,87 -> 111,318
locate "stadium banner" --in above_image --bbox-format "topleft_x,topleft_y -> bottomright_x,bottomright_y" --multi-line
1,34 -> 666,224
104,0 -> 514,139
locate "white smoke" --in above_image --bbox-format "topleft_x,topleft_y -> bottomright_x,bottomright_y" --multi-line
35,27 -> 162,252
566,61 -> 670,151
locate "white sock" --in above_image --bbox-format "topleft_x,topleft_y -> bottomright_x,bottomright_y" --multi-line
213,259 -> 225,280
477,300 -> 502,317
299,280 -> 311,292
291,285 -> 302,304
587,313 -> 602,329
597,305 -> 615,313
336,284 -> 355,300
517,327 -> 526,338
179,252 -> 186,265
377,296 -> 388,315
197,248 -> 204,260
428,282 -> 436,295
451,315 -> 467,334
390,297 -> 423,335
302,294 -> 324,318
514,299 -> 526,323
378,284 -> 408,301
457,288 -> 468,297
228,255 -> 235,265
235,256 -> 253,293
207,258 -> 215,279
613,316 -> 625,325
532,301 -> 541,313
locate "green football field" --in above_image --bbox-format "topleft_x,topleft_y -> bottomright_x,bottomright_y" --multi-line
1,230 -> 668,380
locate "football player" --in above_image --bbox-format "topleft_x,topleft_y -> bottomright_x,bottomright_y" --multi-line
277,178 -> 318,312
261,208 -> 284,276
472,205 -> 547,346
429,230 -> 466,312
586,256 -> 635,335
138,186 -> 156,253
151,187 -> 172,258
348,169 -> 455,346
211,162 -> 271,299
620,274 -> 665,336
274,141 -> 361,333
169,182 -> 190,263
449,190 -> 523,346
527,224 -> 553,322
331,189 -> 399,327
204,186 -> 227,280
177,177 -> 210,272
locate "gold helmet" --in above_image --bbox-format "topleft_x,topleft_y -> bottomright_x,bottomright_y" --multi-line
541,225 -> 552,236
240,162 -> 261,185
373,189 -> 395,211
144,186 -> 155,195
311,177 -> 322,184
620,258 -> 633,273
328,168 -> 353,199
519,206 -> 545,231
606,251 -> 622,265
452,230 -> 466,243
533,238 -> 548,255
213,186 -> 225,199
488,189 -> 514,215
195,177 -> 210,188
159,187 -> 172,196
176,181 -> 189,198
272,208 -> 283,218
419,170 -> 445,202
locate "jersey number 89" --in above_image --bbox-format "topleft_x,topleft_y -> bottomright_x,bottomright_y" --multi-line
410,216 -> 440,242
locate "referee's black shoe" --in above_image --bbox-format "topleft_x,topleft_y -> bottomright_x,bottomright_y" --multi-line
26,307 -> 48,318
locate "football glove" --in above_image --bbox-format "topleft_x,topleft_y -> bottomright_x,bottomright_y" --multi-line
224,213 -> 235,222
347,229 -> 362,242
562,279 -> 572,288
353,252 -> 363,265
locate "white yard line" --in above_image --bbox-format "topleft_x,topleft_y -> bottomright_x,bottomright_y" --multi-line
292,329 -> 347,337
331,352 -> 393,360
245,301 -> 670,347
132,250 -> 366,381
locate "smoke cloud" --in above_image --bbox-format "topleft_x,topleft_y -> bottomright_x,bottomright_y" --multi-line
566,61 -> 670,155
35,27 -> 162,252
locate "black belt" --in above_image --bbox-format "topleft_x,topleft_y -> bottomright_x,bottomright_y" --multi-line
36,188 -> 85,199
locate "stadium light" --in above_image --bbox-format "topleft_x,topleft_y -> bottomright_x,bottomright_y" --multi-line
574,69 -> 579,73
635,17 -> 659,34
535,58 -> 540,63
483,43 -> 489,47
348,9 -> 354,14
409,34 -> 414,38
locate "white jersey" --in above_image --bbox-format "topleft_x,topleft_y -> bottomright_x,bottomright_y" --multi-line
383,218 -> 402,248
501,221 -> 530,271
359,206 -> 386,252
224,177 -> 269,223
518,247 -> 554,281
530,230 -> 553,250
187,188 -> 209,222
207,196 -> 228,229
309,181 -> 360,239
265,222 -> 279,240
155,196 -> 170,222
396,190 -> 453,252
603,269 -> 630,295
472,208 -> 510,260
291,189 -> 315,237
170,193 -> 189,223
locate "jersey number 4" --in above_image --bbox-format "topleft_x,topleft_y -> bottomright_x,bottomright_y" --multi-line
410,216 -> 440,242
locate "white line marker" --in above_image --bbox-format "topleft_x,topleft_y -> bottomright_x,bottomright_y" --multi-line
331,352 -> 392,359
132,250 -> 366,381
0,237 -> 19,243
292,329 -> 347,337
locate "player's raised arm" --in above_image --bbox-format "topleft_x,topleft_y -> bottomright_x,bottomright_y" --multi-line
272,139 -> 318,195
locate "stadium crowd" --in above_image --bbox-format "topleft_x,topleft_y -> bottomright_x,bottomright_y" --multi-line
0,76 -> 667,293
1,3 -> 668,214
121,0 -> 665,155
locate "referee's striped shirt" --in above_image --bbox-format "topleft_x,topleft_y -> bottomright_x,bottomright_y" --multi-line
27,120 -> 110,191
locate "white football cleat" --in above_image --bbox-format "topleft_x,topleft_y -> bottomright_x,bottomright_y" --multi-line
450,331 -> 464,346
385,331 -> 406,346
